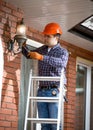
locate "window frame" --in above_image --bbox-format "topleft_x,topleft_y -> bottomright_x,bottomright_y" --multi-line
76,57 -> 93,130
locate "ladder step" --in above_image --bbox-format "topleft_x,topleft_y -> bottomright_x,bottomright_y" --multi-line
29,97 -> 59,102
32,76 -> 60,81
27,118 -> 58,124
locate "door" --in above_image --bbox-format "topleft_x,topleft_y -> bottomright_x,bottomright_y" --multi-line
18,39 -> 42,130
76,57 -> 93,130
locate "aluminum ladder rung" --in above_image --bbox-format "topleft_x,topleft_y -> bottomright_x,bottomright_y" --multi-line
27,118 -> 58,124
31,76 -> 60,81
29,97 -> 59,102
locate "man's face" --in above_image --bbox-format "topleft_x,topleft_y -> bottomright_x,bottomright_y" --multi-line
44,34 -> 58,47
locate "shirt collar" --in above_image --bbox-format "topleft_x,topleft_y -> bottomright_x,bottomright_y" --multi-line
52,43 -> 60,49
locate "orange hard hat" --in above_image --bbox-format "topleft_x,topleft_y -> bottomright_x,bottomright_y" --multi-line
42,22 -> 62,35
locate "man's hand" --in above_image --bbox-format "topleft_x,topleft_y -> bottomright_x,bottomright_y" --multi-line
28,52 -> 43,61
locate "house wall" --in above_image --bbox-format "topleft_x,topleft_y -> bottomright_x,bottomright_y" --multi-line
0,1 -> 93,130
0,1 -> 23,130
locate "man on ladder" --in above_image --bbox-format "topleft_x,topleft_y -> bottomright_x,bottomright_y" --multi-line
22,22 -> 69,130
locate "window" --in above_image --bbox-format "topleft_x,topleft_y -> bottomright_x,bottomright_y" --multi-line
76,57 -> 93,130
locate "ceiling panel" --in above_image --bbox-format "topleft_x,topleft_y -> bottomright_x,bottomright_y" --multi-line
4,0 -> 93,52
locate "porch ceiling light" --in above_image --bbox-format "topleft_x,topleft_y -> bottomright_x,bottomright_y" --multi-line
7,18 -> 27,55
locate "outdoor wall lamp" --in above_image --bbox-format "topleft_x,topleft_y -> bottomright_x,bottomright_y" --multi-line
7,18 -> 27,54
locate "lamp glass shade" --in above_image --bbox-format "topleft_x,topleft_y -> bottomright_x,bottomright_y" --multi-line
14,18 -> 27,44
16,24 -> 27,35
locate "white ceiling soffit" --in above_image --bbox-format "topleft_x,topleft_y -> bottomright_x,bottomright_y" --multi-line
4,0 -> 93,52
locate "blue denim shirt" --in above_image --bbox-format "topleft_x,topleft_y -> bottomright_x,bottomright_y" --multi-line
36,43 -> 69,87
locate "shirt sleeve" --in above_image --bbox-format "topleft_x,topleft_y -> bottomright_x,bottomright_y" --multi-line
43,49 -> 69,68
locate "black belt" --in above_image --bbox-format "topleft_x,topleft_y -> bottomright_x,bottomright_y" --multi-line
39,85 -> 58,90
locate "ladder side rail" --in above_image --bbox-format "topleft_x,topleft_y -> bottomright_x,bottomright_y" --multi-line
60,70 -> 65,130
24,70 -> 33,130
28,80 -> 33,117
57,69 -> 64,130
30,79 -> 34,130
33,80 -> 39,130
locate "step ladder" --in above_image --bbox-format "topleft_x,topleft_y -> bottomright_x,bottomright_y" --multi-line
24,69 -> 65,130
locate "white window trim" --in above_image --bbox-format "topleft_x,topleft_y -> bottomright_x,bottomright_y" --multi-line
26,39 -> 43,48
76,57 -> 93,130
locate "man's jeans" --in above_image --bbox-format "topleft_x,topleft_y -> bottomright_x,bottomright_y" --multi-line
37,88 -> 61,130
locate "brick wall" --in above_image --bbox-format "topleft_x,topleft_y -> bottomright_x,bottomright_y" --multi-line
0,1 -> 23,130
0,1 -> 93,130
